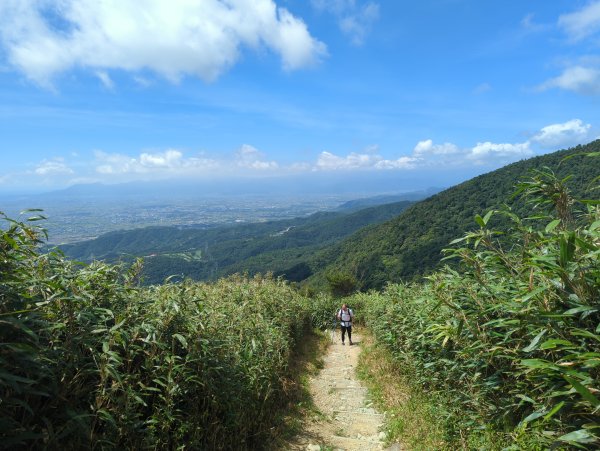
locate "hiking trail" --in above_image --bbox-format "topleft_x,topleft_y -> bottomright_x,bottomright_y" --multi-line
289,331 -> 402,451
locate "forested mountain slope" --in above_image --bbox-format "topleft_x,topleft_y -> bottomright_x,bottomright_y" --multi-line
307,140 -> 600,290
60,200 -> 413,284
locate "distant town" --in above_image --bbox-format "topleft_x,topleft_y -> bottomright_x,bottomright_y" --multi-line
2,195 -> 348,244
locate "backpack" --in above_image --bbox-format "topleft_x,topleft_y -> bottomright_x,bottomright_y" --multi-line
338,308 -> 353,325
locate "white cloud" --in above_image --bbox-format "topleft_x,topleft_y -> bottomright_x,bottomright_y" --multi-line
413,139 -> 460,156
309,119 -> 594,172
12,117 -> 598,189
95,149 -> 219,175
96,71 -> 114,90
558,1 -> 600,42
467,141 -> 532,163
94,146 -> 280,177
235,144 -> 278,170
409,139 -> 532,167
532,119 -> 592,148
311,0 -> 379,45
140,149 -> 183,168
536,3 -> 600,97
95,151 -> 137,175
34,159 -> 74,176
540,65 -> 600,95
0,0 -> 326,86
315,149 -> 418,171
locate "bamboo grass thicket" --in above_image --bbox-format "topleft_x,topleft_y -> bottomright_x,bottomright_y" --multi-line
355,164 -> 600,449
0,213 -> 321,449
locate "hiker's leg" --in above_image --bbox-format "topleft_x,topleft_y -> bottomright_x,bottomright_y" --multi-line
341,326 -> 346,343
347,326 -> 352,343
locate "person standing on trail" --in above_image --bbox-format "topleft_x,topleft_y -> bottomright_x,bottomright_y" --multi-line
337,303 -> 354,345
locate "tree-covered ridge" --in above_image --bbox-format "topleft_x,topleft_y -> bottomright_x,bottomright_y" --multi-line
308,140 -> 600,290
350,161 -> 600,448
60,200 -> 413,284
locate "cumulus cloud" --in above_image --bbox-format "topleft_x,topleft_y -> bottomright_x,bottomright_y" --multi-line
412,119 -> 592,167
311,0 -> 379,45
410,139 -> 532,167
313,117 -> 593,172
467,141 -> 532,163
558,1 -> 600,42
95,149 -> 219,175
235,144 -> 278,170
532,119 -> 593,148
34,158 -> 74,176
313,137 -> 532,171
315,148 -> 417,171
0,0 -> 326,86
540,65 -> 600,95
14,117 -> 598,188
94,146 -> 280,177
413,139 -> 460,156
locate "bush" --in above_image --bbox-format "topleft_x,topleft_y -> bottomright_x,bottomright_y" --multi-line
359,165 -> 600,449
0,212 -> 312,449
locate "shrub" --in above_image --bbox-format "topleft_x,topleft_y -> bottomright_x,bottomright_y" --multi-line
359,164 -> 600,449
0,212 -> 312,449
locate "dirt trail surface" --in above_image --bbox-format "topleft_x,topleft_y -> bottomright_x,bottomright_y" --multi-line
289,331 -> 399,451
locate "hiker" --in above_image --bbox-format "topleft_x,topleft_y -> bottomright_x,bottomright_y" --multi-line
337,303 -> 354,345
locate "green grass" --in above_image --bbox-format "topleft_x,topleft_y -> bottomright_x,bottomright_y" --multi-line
356,331 -> 448,450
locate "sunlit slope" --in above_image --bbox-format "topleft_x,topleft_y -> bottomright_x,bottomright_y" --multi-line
61,199 -> 414,284
308,140 -> 600,290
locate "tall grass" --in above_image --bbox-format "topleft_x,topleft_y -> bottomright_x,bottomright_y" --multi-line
0,211 -> 320,449
353,164 -> 600,449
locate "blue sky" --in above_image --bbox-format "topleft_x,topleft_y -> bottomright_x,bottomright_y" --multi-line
1,0 -> 599,194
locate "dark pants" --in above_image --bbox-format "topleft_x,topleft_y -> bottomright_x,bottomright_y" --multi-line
341,325 -> 352,343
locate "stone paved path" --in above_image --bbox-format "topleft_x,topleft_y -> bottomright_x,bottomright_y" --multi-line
289,331 -> 396,451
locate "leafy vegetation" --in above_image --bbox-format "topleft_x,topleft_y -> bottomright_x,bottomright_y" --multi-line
356,331 -> 448,450
308,140 -> 600,290
0,211 -> 329,449
59,200 -> 413,285
4,144 -> 599,450
351,158 -> 600,448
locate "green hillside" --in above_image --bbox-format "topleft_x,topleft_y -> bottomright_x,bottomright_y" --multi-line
1,211 -> 341,449
4,150 -> 599,450
60,200 -> 413,284
306,140 -> 600,290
